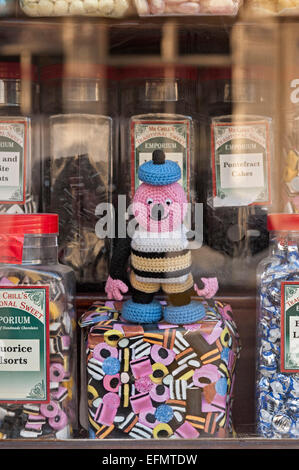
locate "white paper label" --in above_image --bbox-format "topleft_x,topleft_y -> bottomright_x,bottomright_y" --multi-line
0,339 -> 40,371
219,153 -> 264,189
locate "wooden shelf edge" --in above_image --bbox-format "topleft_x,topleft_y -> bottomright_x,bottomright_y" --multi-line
0,436 -> 298,449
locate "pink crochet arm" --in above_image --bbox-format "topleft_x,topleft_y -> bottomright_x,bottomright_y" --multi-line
105,276 -> 128,301
194,277 -> 219,299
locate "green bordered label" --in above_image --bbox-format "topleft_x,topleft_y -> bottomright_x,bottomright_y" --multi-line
0,120 -> 28,204
211,120 -> 271,207
281,281 -> 299,373
0,286 -> 49,403
131,119 -> 190,198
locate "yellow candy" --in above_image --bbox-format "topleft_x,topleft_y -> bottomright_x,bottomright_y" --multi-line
104,329 -> 123,347
50,301 -> 60,320
7,276 -> 20,285
153,423 -> 173,438
150,363 -> 168,384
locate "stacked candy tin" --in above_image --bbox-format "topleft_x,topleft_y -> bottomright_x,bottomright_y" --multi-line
80,299 -> 240,439
256,214 -> 299,437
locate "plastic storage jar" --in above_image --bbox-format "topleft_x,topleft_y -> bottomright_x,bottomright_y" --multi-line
256,213 -> 299,438
0,62 -> 40,215
134,0 -> 242,16
41,63 -> 116,290
19,0 -> 136,17
0,214 -> 77,439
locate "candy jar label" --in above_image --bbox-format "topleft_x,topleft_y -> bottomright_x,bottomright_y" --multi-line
0,120 -> 27,204
281,282 -> 299,373
131,120 -> 190,197
211,120 -> 271,207
0,286 -> 49,403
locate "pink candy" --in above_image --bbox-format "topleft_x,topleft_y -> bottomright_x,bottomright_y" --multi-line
136,0 -> 239,15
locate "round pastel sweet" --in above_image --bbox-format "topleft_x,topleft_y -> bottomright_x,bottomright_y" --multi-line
93,343 -> 118,362
49,409 -> 68,430
69,0 -> 84,14
150,383 -> 170,402
150,363 -> 169,384
153,422 -> 173,438
104,329 -> 124,347
102,392 -> 120,408
87,384 -> 99,406
110,0 -> 129,16
84,0 -> 98,12
118,337 -> 130,348
220,327 -> 232,348
21,2 -> 39,16
50,363 -> 65,382
53,0 -> 69,14
155,404 -> 174,423
98,0 -> 115,15
102,357 -> 120,375
37,0 -> 54,15
193,364 -> 220,388
120,372 -> 130,384
139,409 -> 158,429
40,401 -> 59,418
103,374 -> 120,393
151,344 -> 175,366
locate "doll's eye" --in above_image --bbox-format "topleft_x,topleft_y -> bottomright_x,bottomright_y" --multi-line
147,198 -> 153,205
165,199 -> 172,206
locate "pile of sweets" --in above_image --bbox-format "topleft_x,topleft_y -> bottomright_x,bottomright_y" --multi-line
20,0 -> 134,16
257,242 -> 299,437
0,271 -> 76,439
248,0 -> 299,13
80,300 -> 241,440
134,0 -> 241,15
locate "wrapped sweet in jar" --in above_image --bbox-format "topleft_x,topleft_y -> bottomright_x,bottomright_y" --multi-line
19,0 -> 136,17
134,0 -> 242,16
0,214 -> 77,439
256,214 -> 299,438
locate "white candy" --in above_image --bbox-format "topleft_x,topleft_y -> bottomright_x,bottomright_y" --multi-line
149,0 -> 165,13
69,0 -> 85,13
37,0 -> 54,15
172,1 -> 200,12
53,0 -> 69,14
110,0 -> 129,16
21,2 -> 39,15
84,0 -> 99,12
134,0 -> 150,14
202,0 -> 235,14
97,0 -> 115,14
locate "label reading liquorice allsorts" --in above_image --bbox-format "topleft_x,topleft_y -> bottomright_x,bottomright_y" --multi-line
0,119 -> 28,204
0,286 -> 49,403
211,120 -> 271,207
281,282 -> 299,373
131,120 -> 190,197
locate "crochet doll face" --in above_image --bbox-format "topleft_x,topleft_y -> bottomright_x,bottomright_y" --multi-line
133,182 -> 188,232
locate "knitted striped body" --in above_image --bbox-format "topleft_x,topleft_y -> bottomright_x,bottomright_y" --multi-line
105,149 -> 218,324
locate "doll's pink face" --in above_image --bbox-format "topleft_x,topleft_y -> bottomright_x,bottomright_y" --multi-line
132,182 -> 188,232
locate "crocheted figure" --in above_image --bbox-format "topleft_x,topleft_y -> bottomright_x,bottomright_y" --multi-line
105,149 -> 218,324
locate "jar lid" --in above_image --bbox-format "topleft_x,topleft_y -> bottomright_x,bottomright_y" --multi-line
41,64 -> 118,81
120,66 -> 198,80
0,62 -> 38,81
268,213 -> 299,231
0,214 -> 58,235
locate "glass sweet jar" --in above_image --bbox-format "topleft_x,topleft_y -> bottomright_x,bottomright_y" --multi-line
256,214 -> 299,438
0,214 -> 77,439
